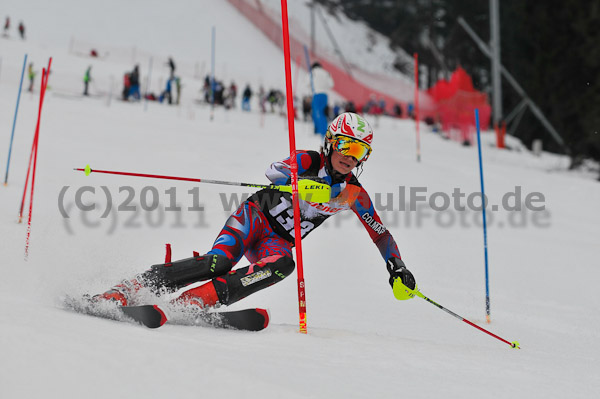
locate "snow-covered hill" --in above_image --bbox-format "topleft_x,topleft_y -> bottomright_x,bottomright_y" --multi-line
1,1 -> 599,398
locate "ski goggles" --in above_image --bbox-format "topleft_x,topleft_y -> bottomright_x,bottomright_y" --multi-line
329,134 -> 372,162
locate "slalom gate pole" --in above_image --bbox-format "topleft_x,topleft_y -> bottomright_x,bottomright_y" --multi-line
4,53 -> 28,185
19,65 -> 46,223
414,53 -> 421,162
24,58 -> 52,258
414,289 -> 519,349
281,0 -> 308,334
475,109 -> 491,323
210,26 -> 216,121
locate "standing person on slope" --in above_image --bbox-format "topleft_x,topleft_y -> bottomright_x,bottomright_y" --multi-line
309,62 -> 334,137
93,112 -> 416,310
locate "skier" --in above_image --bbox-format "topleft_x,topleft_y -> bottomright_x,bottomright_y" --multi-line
92,112 -> 416,311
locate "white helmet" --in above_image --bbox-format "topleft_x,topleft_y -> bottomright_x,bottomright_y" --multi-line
323,112 -> 374,164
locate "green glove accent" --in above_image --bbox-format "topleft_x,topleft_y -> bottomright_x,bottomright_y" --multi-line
392,277 -> 417,300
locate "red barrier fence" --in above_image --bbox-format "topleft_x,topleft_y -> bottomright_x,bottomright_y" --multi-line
428,67 -> 491,143
226,0 -> 436,118
227,0 -> 491,138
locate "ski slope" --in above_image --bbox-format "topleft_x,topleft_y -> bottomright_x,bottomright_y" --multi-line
1,1 -> 599,398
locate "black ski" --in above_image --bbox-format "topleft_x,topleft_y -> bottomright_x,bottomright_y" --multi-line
64,296 -> 269,331
121,305 -> 167,328
194,308 -> 270,332
122,305 -> 270,331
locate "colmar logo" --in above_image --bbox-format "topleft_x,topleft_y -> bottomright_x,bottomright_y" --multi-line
361,212 -> 386,234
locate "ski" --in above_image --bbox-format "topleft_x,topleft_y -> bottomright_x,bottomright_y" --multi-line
64,296 -> 269,331
194,308 -> 270,332
121,305 -> 270,331
121,305 -> 167,328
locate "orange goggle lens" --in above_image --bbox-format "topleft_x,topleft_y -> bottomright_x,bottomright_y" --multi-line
333,136 -> 372,162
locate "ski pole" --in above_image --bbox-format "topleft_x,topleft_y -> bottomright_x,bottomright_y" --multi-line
74,165 -> 331,203
392,279 -> 520,349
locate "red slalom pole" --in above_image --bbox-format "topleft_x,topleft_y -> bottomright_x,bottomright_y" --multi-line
281,0 -> 308,334
24,57 -> 52,258
18,64 -> 49,223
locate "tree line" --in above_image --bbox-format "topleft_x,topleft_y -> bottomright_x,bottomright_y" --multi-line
316,0 -> 600,178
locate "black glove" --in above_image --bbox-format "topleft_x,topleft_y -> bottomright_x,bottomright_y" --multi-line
387,257 -> 416,290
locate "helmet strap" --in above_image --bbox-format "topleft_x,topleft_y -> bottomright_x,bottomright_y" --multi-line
355,163 -> 364,178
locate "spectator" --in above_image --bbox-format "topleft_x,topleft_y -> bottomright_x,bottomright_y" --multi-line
241,84 -> 252,111
167,57 -> 176,79
83,66 -> 92,96
309,62 -> 334,136
161,77 -> 173,104
122,73 -> 131,101
302,95 -> 312,122
393,103 -> 403,118
407,102 -> 415,119
3,16 -> 9,37
175,77 -> 181,105
228,81 -> 237,109
27,63 -> 36,92
129,65 -> 141,100
18,21 -> 25,39
258,85 -> 266,113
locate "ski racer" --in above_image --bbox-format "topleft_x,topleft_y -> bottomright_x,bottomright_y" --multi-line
93,112 -> 416,309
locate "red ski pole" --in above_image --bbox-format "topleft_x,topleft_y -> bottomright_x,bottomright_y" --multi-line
393,280 -> 520,349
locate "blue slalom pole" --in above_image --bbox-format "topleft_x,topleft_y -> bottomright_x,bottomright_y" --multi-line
210,26 -> 216,121
475,109 -> 491,323
303,45 -> 315,96
4,53 -> 28,185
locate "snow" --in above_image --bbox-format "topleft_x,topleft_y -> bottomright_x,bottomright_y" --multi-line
1,1 -> 599,398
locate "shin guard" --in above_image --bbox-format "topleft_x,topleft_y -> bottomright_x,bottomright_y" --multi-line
212,255 -> 295,306
141,254 -> 233,293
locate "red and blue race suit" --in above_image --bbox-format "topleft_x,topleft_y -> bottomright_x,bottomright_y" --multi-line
208,150 -> 401,267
